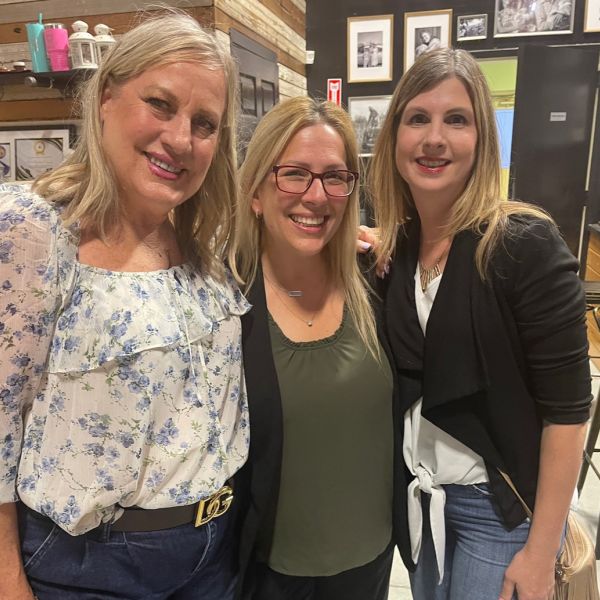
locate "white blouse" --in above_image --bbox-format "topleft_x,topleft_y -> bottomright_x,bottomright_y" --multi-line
403,265 -> 488,583
0,184 -> 251,534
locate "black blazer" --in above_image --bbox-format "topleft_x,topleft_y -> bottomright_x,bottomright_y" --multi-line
380,216 -> 592,570
235,270 -> 404,598
236,273 -> 283,599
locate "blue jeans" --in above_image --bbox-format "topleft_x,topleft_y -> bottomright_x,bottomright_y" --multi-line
410,484 -> 530,600
18,502 -> 238,599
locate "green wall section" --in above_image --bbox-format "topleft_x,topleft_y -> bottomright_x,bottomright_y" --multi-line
477,58 -> 518,198
478,58 -> 518,95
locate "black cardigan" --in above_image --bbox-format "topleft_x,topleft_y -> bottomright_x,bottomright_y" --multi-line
235,273 -> 283,600
380,216 -> 591,570
235,271 -> 403,598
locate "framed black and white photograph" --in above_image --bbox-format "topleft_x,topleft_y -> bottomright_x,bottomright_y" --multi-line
347,15 -> 394,83
0,143 -> 11,181
348,95 -> 392,156
404,10 -> 452,72
0,127 -> 72,182
584,0 -> 600,31
457,14 -> 488,41
494,0 -> 575,37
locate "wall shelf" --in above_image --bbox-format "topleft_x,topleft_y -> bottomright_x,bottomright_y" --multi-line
0,69 -> 95,95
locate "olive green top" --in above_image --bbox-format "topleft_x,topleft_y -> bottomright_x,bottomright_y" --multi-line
262,308 -> 393,576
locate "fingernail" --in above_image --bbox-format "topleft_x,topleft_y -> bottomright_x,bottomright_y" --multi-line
358,240 -> 372,251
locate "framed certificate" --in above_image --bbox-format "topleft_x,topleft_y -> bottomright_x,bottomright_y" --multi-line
0,127 -> 73,182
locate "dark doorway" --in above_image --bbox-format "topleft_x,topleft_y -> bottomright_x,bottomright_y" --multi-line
510,44 -> 598,257
230,30 -> 279,161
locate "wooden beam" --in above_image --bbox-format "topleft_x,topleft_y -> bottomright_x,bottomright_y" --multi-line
0,0 -> 38,5
0,98 -> 75,121
0,0 -> 212,25
0,7 -> 215,44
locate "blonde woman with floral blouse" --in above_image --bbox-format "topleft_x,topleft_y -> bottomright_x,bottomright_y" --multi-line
0,11 -> 248,600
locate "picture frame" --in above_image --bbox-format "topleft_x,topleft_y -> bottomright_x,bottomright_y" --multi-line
494,0 -> 575,38
348,95 -> 393,156
0,142 -> 11,182
584,0 -> 600,32
404,10 -> 452,72
457,14 -> 488,41
0,127 -> 72,182
347,15 -> 394,83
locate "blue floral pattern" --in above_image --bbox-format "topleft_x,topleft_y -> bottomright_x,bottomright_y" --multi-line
0,184 -> 250,534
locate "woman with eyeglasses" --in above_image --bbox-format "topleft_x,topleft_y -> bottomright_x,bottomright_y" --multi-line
229,97 -> 395,600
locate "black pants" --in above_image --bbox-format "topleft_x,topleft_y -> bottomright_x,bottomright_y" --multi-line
252,543 -> 394,600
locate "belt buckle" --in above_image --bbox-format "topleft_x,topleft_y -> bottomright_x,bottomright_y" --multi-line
195,485 -> 234,527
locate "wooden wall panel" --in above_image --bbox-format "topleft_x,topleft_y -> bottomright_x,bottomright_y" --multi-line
0,6 -> 215,122
0,81 -> 62,100
279,62 -> 306,99
258,0 -> 305,37
1,97 -> 74,120
0,7 -> 214,45
586,231 -> 600,281
0,0 -> 307,123
286,0 -> 305,13
214,7 -> 305,76
215,0 -> 305,66
0,0 -> 211,25
586,312 -> 600,370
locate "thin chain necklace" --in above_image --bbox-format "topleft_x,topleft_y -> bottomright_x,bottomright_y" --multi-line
266,275 -> 327,327
141,239 -> 172,268
419,241 -> 451,293
263,271 -> 303,297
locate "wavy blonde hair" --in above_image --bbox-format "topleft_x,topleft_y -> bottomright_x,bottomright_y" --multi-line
368,48 -> 550,278
33,9 -> 238,278
229,96 -> 379,359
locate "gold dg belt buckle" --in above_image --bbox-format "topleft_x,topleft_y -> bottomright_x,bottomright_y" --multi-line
195,485 -> 234,527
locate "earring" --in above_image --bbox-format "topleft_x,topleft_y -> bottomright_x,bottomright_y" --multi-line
255,211 -> 262,220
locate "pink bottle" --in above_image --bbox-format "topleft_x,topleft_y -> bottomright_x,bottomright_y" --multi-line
44,23 -> 69,71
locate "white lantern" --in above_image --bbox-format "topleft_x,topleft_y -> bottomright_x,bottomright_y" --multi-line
69,20 -> 97,69
93,24 -> 116,65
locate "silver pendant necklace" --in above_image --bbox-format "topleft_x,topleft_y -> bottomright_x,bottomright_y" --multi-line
263,272 -> 303,297
265,273 -> 326,327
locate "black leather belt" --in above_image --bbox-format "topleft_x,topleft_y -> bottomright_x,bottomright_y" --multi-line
21,483 -> 234,533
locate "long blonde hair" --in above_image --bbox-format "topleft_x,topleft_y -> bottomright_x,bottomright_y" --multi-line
368,48 -> 550,278
230,96 -> 379,359
33,10 -> 239,279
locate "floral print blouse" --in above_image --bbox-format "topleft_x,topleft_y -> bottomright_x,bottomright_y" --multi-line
0,184 -> 251,534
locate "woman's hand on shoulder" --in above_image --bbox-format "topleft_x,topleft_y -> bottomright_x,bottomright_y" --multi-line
357,225 -> 378,254
499,546 -> 555,600
356,226 -> 390,278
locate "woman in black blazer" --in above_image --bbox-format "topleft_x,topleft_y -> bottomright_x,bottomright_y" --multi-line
230,97 -> 395,600
367,48 -> 591,600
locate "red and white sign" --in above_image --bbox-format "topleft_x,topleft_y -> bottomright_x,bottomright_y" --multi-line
327,78 -> 342,105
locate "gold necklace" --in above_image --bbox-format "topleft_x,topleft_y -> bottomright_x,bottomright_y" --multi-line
266,276 -> 327,327
419,243 -> 450,292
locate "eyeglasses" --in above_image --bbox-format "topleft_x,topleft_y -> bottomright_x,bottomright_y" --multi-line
272,165 -> 358,197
